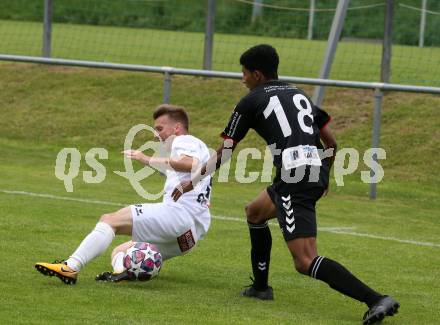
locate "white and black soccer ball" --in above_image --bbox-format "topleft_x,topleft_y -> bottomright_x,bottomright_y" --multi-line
123,242 -> 162,281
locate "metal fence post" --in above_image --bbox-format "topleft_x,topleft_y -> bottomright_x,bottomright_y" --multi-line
419,0 -> 427,48
369,88 -> 384,199
368,0 -> 393,200
252,0 -> 263,23
43,0 -> 52,58
308,0 -> 316,40
163,71 -> 172,104
312,0 -> 350,107
203,0 -> 216,70
381,0 -> 393,83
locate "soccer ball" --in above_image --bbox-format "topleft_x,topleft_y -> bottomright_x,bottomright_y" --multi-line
123,242 -> 162,281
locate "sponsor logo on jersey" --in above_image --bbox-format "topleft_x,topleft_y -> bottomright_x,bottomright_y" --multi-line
282,145 -> 322,170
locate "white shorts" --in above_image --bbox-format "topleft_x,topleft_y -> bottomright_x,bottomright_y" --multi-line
130,202 -> 206,260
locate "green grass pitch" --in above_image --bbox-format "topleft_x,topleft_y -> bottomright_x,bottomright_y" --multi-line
0,57 -> 439,323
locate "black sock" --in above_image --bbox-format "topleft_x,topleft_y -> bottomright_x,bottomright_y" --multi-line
309,256 -> 383,307
248,221 -> 272,291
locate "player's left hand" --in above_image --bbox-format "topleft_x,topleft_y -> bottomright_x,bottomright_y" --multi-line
172,180 -> 194,201
122,150 -> 150,165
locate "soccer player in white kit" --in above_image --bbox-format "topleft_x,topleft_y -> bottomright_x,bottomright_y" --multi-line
35,104 -> 212,284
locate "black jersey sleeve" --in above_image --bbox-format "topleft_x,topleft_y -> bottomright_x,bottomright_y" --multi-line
221,98 -> 254,143
314,106 -> 331,130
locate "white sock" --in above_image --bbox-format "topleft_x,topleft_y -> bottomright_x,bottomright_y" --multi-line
111,251 -> 126,274
66,222 -> 115,272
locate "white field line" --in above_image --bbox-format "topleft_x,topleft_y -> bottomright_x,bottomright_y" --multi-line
1,189 -> 439,248
0,190 -> 126,207
325,230 -> 440,248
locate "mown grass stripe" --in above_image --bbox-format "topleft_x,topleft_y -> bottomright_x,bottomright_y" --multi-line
2,188 -> 439,248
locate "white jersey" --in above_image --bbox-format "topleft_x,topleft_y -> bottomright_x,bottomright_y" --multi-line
129,135 -> 212,260
163,135 -> 212,216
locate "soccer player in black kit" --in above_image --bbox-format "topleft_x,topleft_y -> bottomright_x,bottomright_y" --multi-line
172,44 -> 399,324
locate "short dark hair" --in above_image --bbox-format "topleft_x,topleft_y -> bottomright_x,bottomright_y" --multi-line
153,104 -> 189,131
240,44 -> 279,79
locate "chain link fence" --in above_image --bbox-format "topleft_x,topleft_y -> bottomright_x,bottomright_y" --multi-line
1,0 -> 439,86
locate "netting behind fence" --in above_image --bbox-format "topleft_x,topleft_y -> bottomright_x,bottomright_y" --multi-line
0,0 -> 439,86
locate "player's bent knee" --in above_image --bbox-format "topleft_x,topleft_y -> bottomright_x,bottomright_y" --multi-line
245,205 -> 265,224
99,213 -> 113,224
293,262 -> 308,275
293,257 -> 312,275
99,213 -> 120,232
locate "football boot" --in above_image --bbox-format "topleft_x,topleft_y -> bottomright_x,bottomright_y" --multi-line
241,277 -> 274,300
35,260 -> 78,285
95,270 -> 129,282
362,296 -> 400,324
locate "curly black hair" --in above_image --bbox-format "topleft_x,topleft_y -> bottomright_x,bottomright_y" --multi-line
239,44 -> 279,79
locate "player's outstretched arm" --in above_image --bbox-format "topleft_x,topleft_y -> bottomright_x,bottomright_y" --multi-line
172,139 -> 236,201
122,150 -> 198,172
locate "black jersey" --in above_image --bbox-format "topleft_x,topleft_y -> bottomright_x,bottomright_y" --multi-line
222,80 -> 330,175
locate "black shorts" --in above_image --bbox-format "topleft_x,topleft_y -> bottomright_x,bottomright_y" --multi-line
267,180 -> 325,242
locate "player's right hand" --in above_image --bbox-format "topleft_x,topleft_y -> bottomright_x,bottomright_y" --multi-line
122,150 -> 150,165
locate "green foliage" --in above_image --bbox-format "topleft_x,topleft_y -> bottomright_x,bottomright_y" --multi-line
1,19 -> 440,87
1,0 -> 440,45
